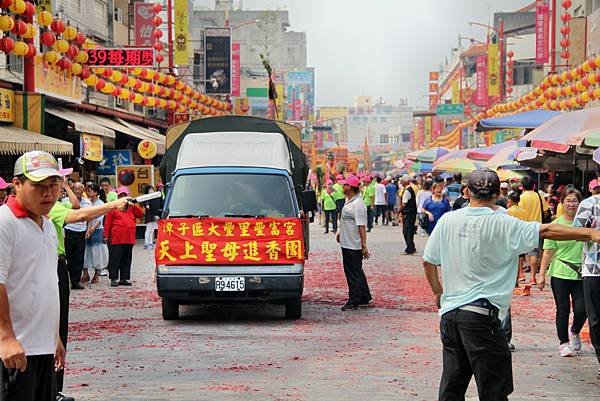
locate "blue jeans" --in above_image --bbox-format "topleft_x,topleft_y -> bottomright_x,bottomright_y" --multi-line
324,209 -> 337,233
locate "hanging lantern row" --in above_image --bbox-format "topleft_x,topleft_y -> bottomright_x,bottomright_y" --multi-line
506,50 -> 514,95
430,55 -> 600,148
560,0 -> 572,61
152,3 -> 165,64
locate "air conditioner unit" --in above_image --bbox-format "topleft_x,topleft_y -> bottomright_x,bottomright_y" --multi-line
114,8 -> 124,23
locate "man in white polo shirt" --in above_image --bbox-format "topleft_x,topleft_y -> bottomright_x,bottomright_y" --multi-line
336,175 -> 372,311
0,151 -> 66,400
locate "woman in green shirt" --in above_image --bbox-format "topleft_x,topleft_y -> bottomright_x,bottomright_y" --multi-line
539,187 -> 587,357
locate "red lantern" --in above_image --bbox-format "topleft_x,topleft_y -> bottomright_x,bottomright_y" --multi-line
103,67 -> 114,78
112,86 -> 121,97
11,20 -> 27,36
0,0 -> 11,8
560,25 -> 571,35
153,3 -> 162,13
58,57 -> 72,71
0,37 -> 15,53
152,16 -> 162,26
74,32 -> 86,45
80,67 -> 91,79
561,51 -> 570,59
95,78 -> 106,91
153,42 -> 164,52
23,1 -> 35,16
24,43 -> 35,58
560,39 -> 570,48
129,92 -> 135,101
507,50 -> 514,58
66,44 -> 79,59
562,0 -> 572,8
561,12 -> 571,22
50,19 -> 66,34
156,53 -> 164,63
40,31 -> 56,47
152,29 -> 163,39
134,79 -> 142,89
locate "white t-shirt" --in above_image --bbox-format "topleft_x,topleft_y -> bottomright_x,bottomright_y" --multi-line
340,195 -> 368,250
63,197 -> 91,232
374,183 -> 387,205
415,190 -> 431,210
0,202 -> 60,356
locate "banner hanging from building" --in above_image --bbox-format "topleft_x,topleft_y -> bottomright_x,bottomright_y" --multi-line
0,88 -> 14,122
231,43 -> 241,97
451,80 -> 460,104
417,118 -> 425,148
134,3 -> 155,47
174,0 -> 189,65
487,44 -> 499,96
424,116 -> 432,145
155,217 -> 305,266
80,134 -> 103,162
35,63 -> 82,103
475,55 -> 488,107
204,27 -> 231,94
535,1 -> 550,64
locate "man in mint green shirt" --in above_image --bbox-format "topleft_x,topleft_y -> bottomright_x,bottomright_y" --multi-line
422,169 -> 600,401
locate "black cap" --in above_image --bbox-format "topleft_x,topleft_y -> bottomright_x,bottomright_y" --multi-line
467,169 -> 500,197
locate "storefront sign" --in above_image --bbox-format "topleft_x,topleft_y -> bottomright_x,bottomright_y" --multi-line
231,42 -> 241,97
97,149 -> 132,175
174,0 -> 189,65
86,48 -> 154,67
134,3 -> 155,46
535,1 -> 550,64
137,139 -> 158,160
475,55 -> 488,107
116,165 -> 154,198
487,44 -> 499,96
80,133 -> 103,162
424,116 -> 432,145
0,88 -> 14,122
35,63 -> 82,103
155,217 -> 305,266
436,104 -> 464,115
204,27 -> 231,94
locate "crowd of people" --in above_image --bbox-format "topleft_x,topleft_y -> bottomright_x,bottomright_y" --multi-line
0,151 -> 163,401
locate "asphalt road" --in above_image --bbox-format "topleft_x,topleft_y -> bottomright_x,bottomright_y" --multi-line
66,222 -> 600,400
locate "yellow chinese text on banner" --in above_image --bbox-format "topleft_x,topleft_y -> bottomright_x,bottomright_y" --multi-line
451,80 -> 459,104
174,0 -> 189,65
0,88 -> 14,122
488,44 -> 499,96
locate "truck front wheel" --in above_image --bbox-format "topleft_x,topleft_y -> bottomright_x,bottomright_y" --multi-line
285,297 -> 302,320
162,297 -> 179,320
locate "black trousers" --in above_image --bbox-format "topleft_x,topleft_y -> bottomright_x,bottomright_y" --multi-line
109,244 -> 133,281
341,248 -> 371,306
551,277 -> 587,344
64,230 -> 86,286
324,210 -> 337,233
583,276 -> 600,363
439,309 -> 512,401
402,213 -> 417,254
366,206 -> 373,231
374,205 -> 386,224
56,256 -> 69,393
501,308 -> 512,343
335,199 -> 345,221
0,354 -> 56,401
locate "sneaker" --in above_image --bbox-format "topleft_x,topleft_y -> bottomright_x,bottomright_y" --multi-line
560,343 -> 575,357
569,330 -> 582,352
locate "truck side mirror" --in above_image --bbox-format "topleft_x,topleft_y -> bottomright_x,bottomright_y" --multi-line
302,189 -> 318,212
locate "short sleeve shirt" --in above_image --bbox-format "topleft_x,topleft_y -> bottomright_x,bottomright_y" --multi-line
332,183 -> 345,201
49,202 -> 71,256
362,183 -> 375,206
374,184 -> 387,205
573,195 -> 600,277
63,197 -> 91,232
423,207 -> 540,320
520,190 -> 550,223
543,216 -> 583,280
106,191 -> 118,203
339,194 -> 368,250
320,190 -> 337,211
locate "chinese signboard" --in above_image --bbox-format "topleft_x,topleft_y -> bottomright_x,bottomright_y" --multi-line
535,1 -> 550,64
231,43 -> 241,97
116,165 -> 154,198
86,48 -> 154,67
35,63 -> 82,103
0,88 -> 14,122
204,27 -> 231,94
451,80 -> 460,104
429,71 -> 439,81
436,104 -> 464,115
487,44 -> 499,97
155,217 -> 305,266
97,150 -> 132,175
424,116 -> 432,145
80,133 -> 103,162
134,3 -> 155,46
174,0 -> 189,65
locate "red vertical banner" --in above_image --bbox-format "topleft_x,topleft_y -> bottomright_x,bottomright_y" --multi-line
432,117 -> 442,139
231,43 -> 241,97
535,2 -> 550,64
475,55 -> 488,107
134,3 -> 155,47
417,119 -> 425,148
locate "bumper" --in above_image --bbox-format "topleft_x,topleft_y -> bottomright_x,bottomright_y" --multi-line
157,273 -> 303,303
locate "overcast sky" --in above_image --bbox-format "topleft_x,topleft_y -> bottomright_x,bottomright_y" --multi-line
196,0 -> 533,108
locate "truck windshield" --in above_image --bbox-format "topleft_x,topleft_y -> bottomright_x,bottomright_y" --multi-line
167,173 -> 296,218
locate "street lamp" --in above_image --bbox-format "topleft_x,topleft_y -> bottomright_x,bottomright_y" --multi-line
231,19 -> 261,31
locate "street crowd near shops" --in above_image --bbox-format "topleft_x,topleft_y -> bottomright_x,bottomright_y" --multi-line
319,167 -> 600,400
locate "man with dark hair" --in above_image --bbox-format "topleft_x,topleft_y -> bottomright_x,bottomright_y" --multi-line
399,174 -> 417,255
519,176 -> 550,284
99,177 -> 118,203
336,175 -> 371,311
423,169 -> 600,401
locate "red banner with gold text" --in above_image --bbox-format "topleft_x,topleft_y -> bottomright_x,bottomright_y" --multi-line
155,218 -> 305,266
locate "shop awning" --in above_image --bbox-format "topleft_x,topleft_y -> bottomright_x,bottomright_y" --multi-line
82,114 -> 164,153
115,118 -> 165,154
476,110 -> 561,132
46,106 -> 115,138
0,125 -> 73,155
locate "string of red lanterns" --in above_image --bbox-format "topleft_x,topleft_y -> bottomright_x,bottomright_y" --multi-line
506,50 -> 514,95
560,0 -> 572,62
152,3 -> 165,64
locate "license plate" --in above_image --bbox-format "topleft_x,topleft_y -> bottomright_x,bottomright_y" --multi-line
214,277 -> 245,292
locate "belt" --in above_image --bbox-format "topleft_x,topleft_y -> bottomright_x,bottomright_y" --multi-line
458,305 -> 498,318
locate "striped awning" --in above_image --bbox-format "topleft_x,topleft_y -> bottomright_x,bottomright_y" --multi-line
0,125 -> 73,155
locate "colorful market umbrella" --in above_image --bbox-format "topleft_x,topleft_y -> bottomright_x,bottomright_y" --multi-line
406,147 -> 449,162
433,158 -> 482,174
467,141 -> 517,161
476,109 -> 562,132
497,169 -> 528,182
434,149 -> 471,165
521,106 -> 600,153
408,161 -> 433,173
484,142 -> 536,170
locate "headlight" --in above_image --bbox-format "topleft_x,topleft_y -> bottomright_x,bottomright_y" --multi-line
157,265 -> 169,274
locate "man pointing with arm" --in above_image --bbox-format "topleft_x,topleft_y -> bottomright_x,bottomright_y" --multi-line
422,169 -> 600,401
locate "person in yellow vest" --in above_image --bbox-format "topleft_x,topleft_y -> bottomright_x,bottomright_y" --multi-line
321,181 -> 338,234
